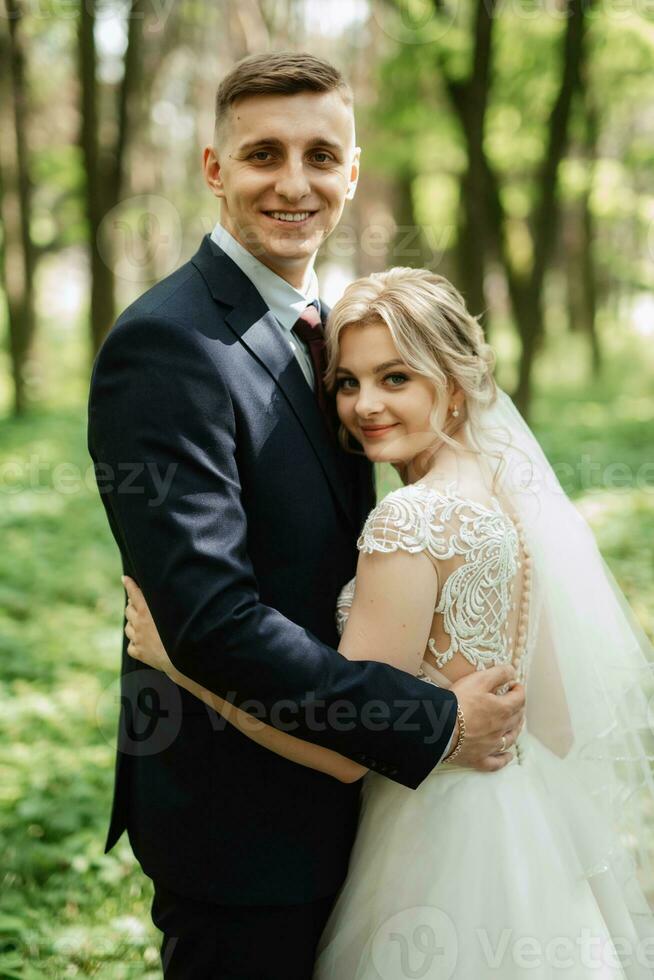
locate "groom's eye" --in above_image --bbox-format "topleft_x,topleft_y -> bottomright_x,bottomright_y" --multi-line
311,151 -> 334,164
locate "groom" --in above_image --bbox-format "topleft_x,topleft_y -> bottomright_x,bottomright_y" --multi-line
88,52 -> 525,978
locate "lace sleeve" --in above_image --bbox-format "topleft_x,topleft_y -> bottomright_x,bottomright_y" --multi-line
357,483 -> 525,678
357,485 -> 445,557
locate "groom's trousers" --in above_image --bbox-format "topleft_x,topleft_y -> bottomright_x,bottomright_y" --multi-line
151,879 -> 336,979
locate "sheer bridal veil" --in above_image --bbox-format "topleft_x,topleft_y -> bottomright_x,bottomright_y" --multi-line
479,389 -> 654,933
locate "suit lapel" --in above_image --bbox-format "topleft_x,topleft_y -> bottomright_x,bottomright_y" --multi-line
192,235 -> 355,529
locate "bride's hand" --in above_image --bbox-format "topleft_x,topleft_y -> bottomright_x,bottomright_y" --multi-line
122,576 -> 174,674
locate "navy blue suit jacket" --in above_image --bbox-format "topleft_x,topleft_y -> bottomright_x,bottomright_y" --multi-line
87,234 -> 458,905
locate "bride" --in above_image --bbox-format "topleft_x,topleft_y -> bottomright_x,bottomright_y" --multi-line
123,267 -> 654,978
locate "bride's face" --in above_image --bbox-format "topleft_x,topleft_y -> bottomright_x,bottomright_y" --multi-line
334,320 -> 445,466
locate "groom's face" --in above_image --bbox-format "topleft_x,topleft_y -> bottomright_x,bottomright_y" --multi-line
203,90 -> 360,283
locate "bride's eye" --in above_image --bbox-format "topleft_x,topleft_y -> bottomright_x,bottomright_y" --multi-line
384,373 -> 409,387
335,377 -> 358,391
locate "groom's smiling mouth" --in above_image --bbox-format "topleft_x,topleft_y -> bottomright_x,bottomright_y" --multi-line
262,210 -> 318,226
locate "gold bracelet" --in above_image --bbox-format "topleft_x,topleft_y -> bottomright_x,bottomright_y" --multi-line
442,703 -> 466,764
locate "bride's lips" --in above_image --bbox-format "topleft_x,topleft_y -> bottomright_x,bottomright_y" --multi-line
359,423 -> 399,439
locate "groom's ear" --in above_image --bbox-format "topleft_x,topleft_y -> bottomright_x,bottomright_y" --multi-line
345,146 -> 361,201
203,145 -> 226,201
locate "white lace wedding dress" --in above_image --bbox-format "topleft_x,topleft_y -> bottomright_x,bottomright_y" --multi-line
313,482 -> 654,980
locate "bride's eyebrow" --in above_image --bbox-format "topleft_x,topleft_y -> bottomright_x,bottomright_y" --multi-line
373,360 -> 407,373
335,360 -> 407,377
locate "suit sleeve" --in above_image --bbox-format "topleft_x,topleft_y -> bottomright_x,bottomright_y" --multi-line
88,314 -> 458,789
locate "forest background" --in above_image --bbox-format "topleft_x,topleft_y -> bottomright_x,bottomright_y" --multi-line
1,0 -> 653,975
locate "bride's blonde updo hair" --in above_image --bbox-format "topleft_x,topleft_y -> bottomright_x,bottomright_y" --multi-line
325,267 -> 498,456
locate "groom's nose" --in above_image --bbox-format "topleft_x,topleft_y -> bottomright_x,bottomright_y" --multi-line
273,154 -> 312,203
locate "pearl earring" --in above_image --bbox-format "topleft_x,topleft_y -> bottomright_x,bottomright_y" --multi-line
451,406 -> 460,418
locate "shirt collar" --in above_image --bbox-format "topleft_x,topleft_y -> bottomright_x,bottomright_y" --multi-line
210,222 -> 320,332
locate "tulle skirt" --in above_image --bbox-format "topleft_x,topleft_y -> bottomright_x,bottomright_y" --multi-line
313,731 -> 654,979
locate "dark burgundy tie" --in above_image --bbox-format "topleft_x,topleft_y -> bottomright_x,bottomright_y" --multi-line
292,302 -> 329,417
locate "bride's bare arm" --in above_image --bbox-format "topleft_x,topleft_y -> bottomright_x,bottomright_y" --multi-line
123,551 -> 438,783
161,663 -> 369,782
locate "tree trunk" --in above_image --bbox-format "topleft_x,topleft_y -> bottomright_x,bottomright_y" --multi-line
456,162 -> 489,324
0,0 -> 36,416
563,202 -> 583,333
563,184 -> 600,374
435,0 -> 590,417
492,0 -> 589,418
579,88 -> 601,375
227,0 -> 271,54
512,0 -> 588,415
436,0 -> 498,329
512,282 -> 544,416
391,169 -> 431,269
78,0 -> 146,358
78,0 -> 114,356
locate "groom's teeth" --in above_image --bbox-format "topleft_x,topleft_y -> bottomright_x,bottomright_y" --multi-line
269,211 -> 311,222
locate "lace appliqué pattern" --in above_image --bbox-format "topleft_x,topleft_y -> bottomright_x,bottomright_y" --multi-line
344,483 -> 523,675
335,578 -> 356,639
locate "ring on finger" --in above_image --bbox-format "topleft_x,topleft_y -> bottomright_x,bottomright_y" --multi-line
499,734 -> 507,754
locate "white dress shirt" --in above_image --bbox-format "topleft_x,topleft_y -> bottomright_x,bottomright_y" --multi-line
210,222 -> 319,389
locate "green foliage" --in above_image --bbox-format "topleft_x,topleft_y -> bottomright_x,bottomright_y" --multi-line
368,0 -> 654,295
32,145 -> 87,251
0,411 -> 160,976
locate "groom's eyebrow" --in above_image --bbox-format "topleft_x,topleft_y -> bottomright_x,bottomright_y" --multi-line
236,136 -> 345,154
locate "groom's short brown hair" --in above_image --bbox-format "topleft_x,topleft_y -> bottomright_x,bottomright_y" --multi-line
214,52 -> 354,141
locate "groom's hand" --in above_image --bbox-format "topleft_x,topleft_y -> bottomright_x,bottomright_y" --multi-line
446,665 -> 526,772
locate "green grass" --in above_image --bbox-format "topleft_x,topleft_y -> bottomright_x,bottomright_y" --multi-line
0,325 -> 652,976
0,409 -> 160,978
